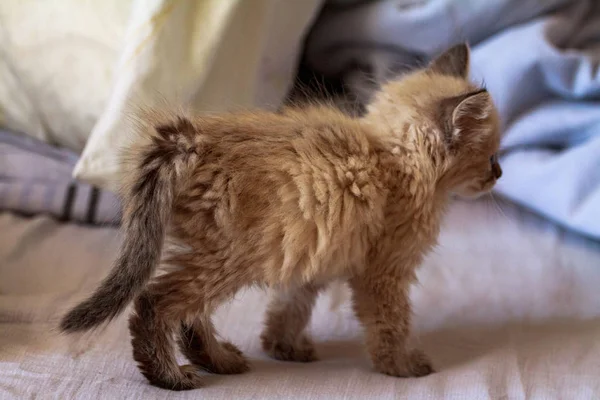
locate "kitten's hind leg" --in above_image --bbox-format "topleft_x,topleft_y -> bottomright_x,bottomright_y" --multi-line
178,319 -> 249,375
129,290 -> 204,391
261,283 -> 321,362
129,268 -> 249,390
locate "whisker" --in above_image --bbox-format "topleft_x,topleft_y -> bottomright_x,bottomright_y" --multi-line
489,192 -> 509,220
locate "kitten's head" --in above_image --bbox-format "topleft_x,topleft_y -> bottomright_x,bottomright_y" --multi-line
366,43 -> 502,198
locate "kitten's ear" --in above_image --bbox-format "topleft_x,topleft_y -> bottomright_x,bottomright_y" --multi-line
445,89 -> 494,146
429,43 -> 470,79
452,89 -> 493,125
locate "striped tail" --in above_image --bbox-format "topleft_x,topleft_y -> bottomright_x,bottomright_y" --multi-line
60,115 -> 201,333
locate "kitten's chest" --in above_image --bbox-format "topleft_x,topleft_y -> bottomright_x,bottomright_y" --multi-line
398,216 -> 440,255
382,199 -> 443,264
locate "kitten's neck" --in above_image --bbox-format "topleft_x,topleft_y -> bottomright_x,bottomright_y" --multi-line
371,120 -> 452,211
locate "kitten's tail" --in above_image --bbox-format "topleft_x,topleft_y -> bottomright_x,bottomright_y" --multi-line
60,114 -> 201,333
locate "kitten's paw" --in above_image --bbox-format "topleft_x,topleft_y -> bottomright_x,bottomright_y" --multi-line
177,365 -> 205,390
221,341 -> 244,356
406,349 -> 434,377
209,342 -> 250,375
261,334 -> 318,362
373,349 -> 434,378
148,365 -> 204,391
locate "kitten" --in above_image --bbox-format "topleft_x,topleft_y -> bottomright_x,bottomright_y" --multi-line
60,43 -> 502,390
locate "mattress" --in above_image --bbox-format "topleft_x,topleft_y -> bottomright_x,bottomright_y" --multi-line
1,197 -> 599,399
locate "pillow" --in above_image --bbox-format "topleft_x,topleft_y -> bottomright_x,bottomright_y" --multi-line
74,0 -> 323,191
0,0 -> 132,151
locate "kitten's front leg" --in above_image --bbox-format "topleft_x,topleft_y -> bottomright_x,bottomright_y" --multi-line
349,273 -> 433,378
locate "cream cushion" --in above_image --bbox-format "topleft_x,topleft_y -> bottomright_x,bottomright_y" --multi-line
73,0 -> 322,191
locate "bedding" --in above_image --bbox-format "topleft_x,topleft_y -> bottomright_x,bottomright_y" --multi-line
73,0 -> 322,191
0,0 -> 132,151
1,197 -> 599,399
304,0 -> 600,240
0,130 -> 120,225
0,0 -> 322,190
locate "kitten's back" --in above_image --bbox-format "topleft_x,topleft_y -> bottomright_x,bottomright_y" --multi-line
168,106 -> 391,284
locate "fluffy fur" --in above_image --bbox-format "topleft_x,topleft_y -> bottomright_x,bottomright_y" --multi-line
60,43 -> 502,390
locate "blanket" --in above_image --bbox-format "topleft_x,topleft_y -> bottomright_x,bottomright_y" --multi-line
0,130 -> 120,225
305,0 -> 600,239
2,197 -> 600,399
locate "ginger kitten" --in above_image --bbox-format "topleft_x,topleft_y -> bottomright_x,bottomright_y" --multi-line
60,43 -> 502,390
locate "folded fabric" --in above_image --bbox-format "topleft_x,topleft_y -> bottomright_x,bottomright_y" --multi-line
0,130 -> 120,225
73,0 -> 323,191
304,0 -> 600,240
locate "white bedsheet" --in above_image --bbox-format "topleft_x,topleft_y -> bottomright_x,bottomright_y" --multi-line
1,198 -> 599,399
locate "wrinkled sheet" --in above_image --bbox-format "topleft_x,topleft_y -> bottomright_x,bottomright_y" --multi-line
1,198 -> 599,399
305,0 -> 600,239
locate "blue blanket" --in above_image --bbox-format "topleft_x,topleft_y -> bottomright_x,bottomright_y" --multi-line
306,0 -> 600,239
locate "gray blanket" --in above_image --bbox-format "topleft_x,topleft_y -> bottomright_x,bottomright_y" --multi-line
0,130 -> 120,225
305,0 -> 600,239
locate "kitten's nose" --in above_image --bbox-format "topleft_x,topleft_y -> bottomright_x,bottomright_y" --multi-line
492,163 -> 502,179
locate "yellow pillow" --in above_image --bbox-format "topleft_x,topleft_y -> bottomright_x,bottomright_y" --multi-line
0,0 -> 132,151
74,0 -> 322,191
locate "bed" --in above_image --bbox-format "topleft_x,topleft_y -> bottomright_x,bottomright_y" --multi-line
1,196 -> 599,399
1,0 -> 600,398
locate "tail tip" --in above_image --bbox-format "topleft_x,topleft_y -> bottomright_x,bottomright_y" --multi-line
59,306 -> 96,334
59,311 -> 83,334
